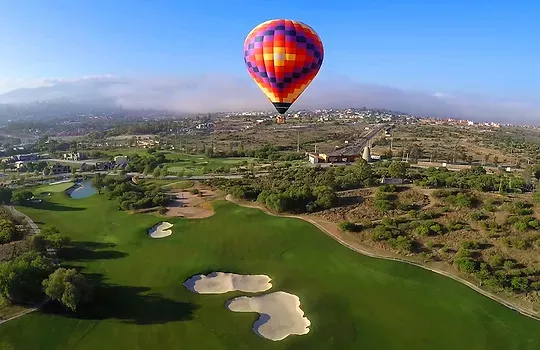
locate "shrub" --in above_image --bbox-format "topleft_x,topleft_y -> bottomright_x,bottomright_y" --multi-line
531,281 -> 540,291
510,277 -> 529,292
461,240 -> 480,250
158,206 -> 168,215
455,257 -> 479,274
447,221 -> 465,231
489,254 -> 505,267
338,221 -> 362,233
0,219 -> 17,244
372,225 -> 393,241
503,260 -> 516,269
470,211 -> 488,221
388,235 -> 413,253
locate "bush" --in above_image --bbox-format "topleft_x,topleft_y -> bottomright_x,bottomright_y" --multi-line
461,240 -> 480,250
158,206 -> 168,215
338,222 -> 362,233
372,225 -> 393,241
470,211 -> 488,221
0,219 -> 17,244
489,254 -> 505,267
388,235 -> 414,253
531,281 -> 540,291
447,221 -> 465,231
503,260 -> 516,269
510,277 -> 529,292
455,257 -> 479,274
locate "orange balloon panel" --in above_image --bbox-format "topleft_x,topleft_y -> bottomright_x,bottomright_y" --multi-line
244,19 -> 324,114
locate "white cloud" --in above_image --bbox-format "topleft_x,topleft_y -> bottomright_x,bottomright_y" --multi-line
0,74 -> 539,124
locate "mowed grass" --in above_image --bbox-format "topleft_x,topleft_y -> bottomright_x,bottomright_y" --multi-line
34,181 -> 74,194
0,191 -> 540,349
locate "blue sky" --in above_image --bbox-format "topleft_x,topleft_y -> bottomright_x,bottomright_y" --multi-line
0,0 -> 538,99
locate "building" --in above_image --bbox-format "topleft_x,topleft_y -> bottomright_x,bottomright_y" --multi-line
12,153 -> 38,162
324,144 -> 366,163
380,177 -> 404,185
114,155 -> 128,166
196,122 -> 214,130
63,152 -> 87,161
14,161 -> 26,170
95,162 -> 115,171
48,163 -> 71,175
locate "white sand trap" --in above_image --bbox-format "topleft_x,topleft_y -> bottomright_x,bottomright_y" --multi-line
226,291 -> 310,341
148,222 -> 173,238
183,272 -> 272,294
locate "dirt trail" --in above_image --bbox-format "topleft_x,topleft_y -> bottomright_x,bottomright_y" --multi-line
224,195 -> 540,323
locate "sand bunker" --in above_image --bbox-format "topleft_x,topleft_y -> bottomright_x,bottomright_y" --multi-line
148,222 -> 173,238
165,189 -> 215,219
227,291 -> 310,341
183,272 -> 272,294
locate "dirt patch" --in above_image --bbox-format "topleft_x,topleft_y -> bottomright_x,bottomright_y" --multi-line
314,186 -> 429,224
0,240 -> 29,262
165,188 -> 216,219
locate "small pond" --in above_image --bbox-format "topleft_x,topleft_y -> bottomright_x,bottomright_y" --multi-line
67,180 -> 98,199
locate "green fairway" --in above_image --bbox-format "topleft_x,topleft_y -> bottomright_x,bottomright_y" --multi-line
34,181 -> 74,194
0,190 -> 540,349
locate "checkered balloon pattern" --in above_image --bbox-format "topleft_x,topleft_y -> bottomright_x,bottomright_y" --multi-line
244,19 -> 324,115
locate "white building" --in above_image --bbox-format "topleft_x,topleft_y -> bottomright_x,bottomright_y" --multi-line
114,155 -> 128,165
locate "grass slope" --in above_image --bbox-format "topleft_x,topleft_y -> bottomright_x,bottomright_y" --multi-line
34,182 -> 74,194
0,191 -> 539,349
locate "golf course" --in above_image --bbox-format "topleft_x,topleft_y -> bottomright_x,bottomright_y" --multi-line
1,184 -> 540,349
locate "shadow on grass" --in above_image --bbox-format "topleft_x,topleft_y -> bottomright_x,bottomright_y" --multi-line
59,241 -> 128,262
25,200 -> 85,212
42,274 -> 198,325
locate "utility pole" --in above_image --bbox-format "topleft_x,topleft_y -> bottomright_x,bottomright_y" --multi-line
390,128 -> 394,152
297,130 -> 300,153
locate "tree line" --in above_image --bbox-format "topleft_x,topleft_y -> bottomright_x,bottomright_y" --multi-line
92,175 -> 170,211
1,225 -> 92,312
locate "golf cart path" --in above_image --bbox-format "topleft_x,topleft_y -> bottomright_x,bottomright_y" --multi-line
225,195 -> 540,323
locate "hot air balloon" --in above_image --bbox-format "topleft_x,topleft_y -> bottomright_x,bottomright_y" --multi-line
244,19 -> 324,124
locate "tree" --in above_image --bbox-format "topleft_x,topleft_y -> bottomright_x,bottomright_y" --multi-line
29,234 -> 47,252
92,174 -> 105,194
40,226 -> 70,250
0,219 -> 17,244
160,166 -> 169,178
0,187 -> 12,205
43,167 -> 51,176
42,268 -> 93,312
0,252 -> 54,305
11,191 -> 33,205
388,161 -> 409,178
153,166 -> 162,178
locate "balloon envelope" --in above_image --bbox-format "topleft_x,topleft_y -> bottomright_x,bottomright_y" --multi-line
244,19 -> 324,115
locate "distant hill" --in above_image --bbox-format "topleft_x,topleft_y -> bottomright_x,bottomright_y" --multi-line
0,76 -> 538,125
